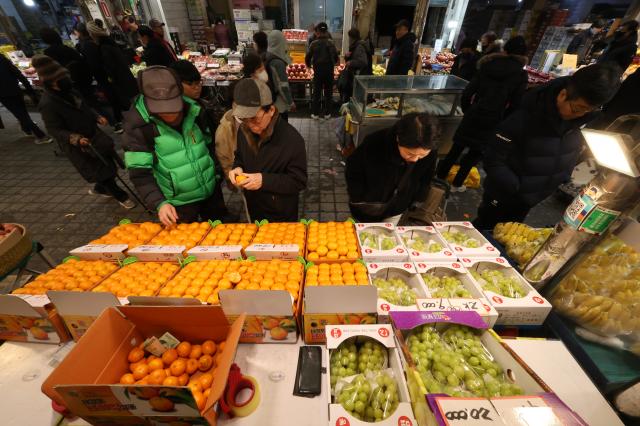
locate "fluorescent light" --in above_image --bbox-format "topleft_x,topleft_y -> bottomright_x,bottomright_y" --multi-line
582,129 -> 640,177
23,0 -> 35,6
447,20 -> 458,29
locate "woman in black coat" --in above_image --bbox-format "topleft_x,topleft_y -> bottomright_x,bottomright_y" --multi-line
31,55 -> 135,209
597,20 -> 639,71
346,113 -> 438,223
450,38 -> 480,82
436,36 -> 528,192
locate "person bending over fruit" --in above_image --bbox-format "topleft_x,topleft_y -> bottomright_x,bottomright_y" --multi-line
123,66 -> 220,225
228,78 -> 307,222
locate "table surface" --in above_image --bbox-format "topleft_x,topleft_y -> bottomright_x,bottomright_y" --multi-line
0,338 -> 623,426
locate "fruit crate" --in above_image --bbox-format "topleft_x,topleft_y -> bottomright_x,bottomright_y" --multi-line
396,226 -> 454,262
305,221 -> 361,264
433,221 -> 498,257
90,221 -> 163,250
246,222 -> 307,259
91,260 -> 181,299
356,223 -> 408,262
366,262 -> 427,321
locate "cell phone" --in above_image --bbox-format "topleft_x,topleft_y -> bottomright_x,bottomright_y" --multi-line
293,346 -> 322,397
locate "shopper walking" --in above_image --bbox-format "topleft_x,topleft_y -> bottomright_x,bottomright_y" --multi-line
567,19 -> 606,64
339,28 -> 371,103
125,17 -> 141,49
597,20 -> 639,71
450,38 -> 480,81
228,78 -> 307,222
139,25 -> 176,67
32,55 -> 135,208
473,62 -> 622,230
437,36 -> 528,192
213,18 -> 232,48
149,18 -> 178,62
386,20 -> 416,76
253,31 -> 268,57
480,32 -> 501,56
306,22 -> 338,119
0,55 -> 52,144
266,30 -> 295,120
87,20 -> 138,127
123,66 -> 218,225
345,113 -> 438,224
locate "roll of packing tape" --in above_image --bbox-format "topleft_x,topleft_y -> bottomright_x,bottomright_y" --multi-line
229,375 -> 260,417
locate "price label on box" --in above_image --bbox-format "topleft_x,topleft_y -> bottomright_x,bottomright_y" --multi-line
128,245 -> 185,262
187,246 -> 243,260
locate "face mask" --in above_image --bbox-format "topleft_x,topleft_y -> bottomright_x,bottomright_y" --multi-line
56,77 -> 73,93
256,70 -> 268,83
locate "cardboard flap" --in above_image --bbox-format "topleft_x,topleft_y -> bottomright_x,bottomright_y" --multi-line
0,295 -> 45,316
219,290 -> 293,315
305,286 -> 377,314
127,296 -> 203,306
390,310 -> 488,330
47,291 -> 120,316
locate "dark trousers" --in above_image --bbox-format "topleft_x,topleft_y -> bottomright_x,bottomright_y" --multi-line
175,181 -> 229,223
472,191 -> 531,230
95,177 -> 129,202
312,66 -> 333,116
0,95 -> 46,138
436,141 -> 483,187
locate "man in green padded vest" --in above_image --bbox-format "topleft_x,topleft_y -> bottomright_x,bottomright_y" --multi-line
122,66 -> 222,226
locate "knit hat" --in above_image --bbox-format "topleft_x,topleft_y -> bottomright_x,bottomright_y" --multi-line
86,20 -> 109,40
31,55 -> 69,84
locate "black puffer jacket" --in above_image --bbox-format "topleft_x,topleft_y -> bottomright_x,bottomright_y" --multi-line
96,36 -> 138,108
483,78 -> 597,207
454,53 -> 528,150
387,32 -> 416,75
598,32 -> 638,71
142,37 -> 176,67
450,51 -> 479,81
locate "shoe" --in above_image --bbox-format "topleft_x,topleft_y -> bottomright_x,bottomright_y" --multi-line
119,198 -> 136,209
88,188 -> 113,198
324,114 -> 331,119
34,136 -> 53,145
311,114 -> 319,120
451,185 -> 467,193
113,123 -> 124,134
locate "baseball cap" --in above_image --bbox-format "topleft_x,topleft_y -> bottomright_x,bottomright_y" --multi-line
395,19 -> 410,29
149,18 -> 165,28
137,66 -> 183,114
232,79 -> 273,119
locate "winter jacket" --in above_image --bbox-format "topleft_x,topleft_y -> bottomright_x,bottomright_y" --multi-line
39,89 -> 119,183
233,114 -> 307,222
481,42 -> 501,57
387,32 -> 416,75
214,109 -> 239,178
348,40 -> 370,74
306,35 -> 338,71
44,43 -> 93,91
143,37 -> 176,67
76,38 -> 108,87
450,51 -> 479,81
590,67 -> 640,129
0,54 -> 35,98
96,36 -> 138,108
345,127 -> 437,222
454,53 -> 528,150
483,78 -> 598,207
214,24 -> 231,48
122,95 -> 216,210
264,52 -> 294,113
598,33 -> 638,71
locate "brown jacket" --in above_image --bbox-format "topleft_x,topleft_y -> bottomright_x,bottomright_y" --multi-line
214,109 -> 239,181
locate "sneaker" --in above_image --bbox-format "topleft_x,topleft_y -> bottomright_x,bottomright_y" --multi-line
324,114 -> 331,119
113,123 -> 124,134
451,185 -> 467,193
88,188 -> 113,198
119,198 -> 136,209
311,114 -> 319,120
35,136 -> 54,145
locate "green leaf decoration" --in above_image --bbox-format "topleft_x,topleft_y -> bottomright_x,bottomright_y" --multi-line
296,256 -> 307,266
208,219 -> 222,228
62,255 -> 80,263
259,219 -> 269,226
122,256 -> 138,266
182,255 -> 196,267
304,261 -> 314,271
118,218 -> 132,225
247,256 -> 256,262
356,259 -> 366,266
346,218 -> 356,224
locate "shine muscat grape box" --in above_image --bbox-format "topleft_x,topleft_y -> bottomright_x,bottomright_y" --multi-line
432,221 -> 498,257
366,262 -> 428,321
356,223 -> 409,262
396,226 -> 455,262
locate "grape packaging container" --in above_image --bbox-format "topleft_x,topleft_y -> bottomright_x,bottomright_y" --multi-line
432,222 -> 497,257
396,226 -> 454,262
356,223 -> 408,262
365,262 -> 427,321
325,324 -> 417,425
460,257 -> 552,325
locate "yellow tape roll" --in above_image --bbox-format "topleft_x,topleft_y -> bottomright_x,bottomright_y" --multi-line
229,375 -> 260,417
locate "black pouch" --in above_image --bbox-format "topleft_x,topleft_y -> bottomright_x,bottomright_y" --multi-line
293,346 -> 322,397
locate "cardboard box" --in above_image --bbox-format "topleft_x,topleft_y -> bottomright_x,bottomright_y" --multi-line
396,226 -> 454,262
390,311 -> 552,426
42,305 -> 245,425
69,244 -> 128,261
366,262 -> 427,321
46,291 -> 121,341
244,244 -> 300,260
460,257 -> 552,325
414,261 -> 498,327
303,286 -> 377,344
325,324 -> 418,426
187,245 -> 243,261
0,294 -> 70,343
432,221 -> 498,257
356,223 -> 408,262
127,245 -> 186,262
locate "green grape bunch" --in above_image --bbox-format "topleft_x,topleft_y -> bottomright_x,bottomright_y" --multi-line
372,277 -> 418,306
336,372 -> 400,422
330,341 -> 358,389
421,273 -> 472,298
402,235 -> 444,253
441,231 -> 481,248
359,232 -> 380,249
358,339 -> 387,375
471,269 -> 528,298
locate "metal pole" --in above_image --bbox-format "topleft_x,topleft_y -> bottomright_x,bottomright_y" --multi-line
411,0 -> 430,70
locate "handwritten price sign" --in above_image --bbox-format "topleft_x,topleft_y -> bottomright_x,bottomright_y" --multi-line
436,398 -> 497,425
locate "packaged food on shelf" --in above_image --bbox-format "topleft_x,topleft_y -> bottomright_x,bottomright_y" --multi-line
396,226 -> 454,261
366,262 -> 426,320
305,220 -> 360,262
433,221 -> 498,257
356,223 -> 408,262
493,222 -> 552,269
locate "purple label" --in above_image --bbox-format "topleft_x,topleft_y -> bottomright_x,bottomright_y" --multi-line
390,311 -> 488,330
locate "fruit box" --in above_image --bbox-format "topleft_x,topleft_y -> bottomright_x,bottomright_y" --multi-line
46,290 -> 121,342
127,245 -> 187,262
366,262 -> 427,321
302,286 -> 378,344
460,257 -> 552,325
244,244 -> 300,260
0,294 -> 70,343
42,305 -> 245,426
356,223 -> 408,262
414,261 -> 498,327
187,245 -> 244,261
396,226 -> 455,262
432,221 -> 498,257
325,324 -> 418,426
69,244 -> 128,261
389,311 -> 551,426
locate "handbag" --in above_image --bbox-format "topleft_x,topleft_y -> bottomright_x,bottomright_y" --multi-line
349,164 -> 415,218
398,178 -> 449,225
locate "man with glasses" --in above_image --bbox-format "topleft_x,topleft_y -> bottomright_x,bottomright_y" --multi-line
473,62 -> 622,230
229,78 -> 307,221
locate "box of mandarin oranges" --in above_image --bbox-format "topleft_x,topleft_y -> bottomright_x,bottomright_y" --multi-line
187,221 -> 258,260
42,305 -> 245,425
244,221 -> 306,260
71,220 -> 163,259
305,220 -> 361,263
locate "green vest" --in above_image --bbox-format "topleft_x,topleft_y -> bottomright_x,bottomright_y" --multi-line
125,96 -> 216,207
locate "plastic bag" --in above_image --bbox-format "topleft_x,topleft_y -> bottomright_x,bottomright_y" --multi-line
330,337 -> 388,394
372,276 -> 418,306
446,165 -> 481,188
335,373 -> 373,420
334,369 -> 400,422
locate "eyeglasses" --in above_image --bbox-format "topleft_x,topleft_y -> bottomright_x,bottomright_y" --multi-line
569,100 -> 600,115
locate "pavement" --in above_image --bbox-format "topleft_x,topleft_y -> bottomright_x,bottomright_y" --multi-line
0,107 -> 566,268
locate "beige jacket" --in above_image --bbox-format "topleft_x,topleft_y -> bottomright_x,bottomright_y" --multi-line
215,109 -> 239,180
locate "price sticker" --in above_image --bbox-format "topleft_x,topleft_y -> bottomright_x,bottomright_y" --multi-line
435,397 -> 497,425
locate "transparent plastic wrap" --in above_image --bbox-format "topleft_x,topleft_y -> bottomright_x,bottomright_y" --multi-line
493,222 -> 552,269
335,369 -> 400,422
359,230 -> 397,251
330,337 -> 388,393
372,277 -> 418,306
440,230 -> 481,248
471,269 -> 527,299
401,235 -> 444,253
550,234 -> 640,355
421,273 -> 472,298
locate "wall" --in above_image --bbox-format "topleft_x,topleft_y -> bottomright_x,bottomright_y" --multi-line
161,0 -> 193,42
0,0 -> 26,31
